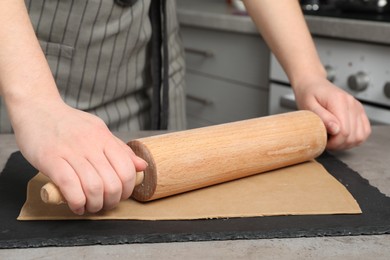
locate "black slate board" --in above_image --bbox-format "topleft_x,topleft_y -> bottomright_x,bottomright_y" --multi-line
0,151 -> 389,249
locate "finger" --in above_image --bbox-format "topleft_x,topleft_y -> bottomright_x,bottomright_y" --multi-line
342,101 -> 369,149
344,104 -> 358,149
352,106 -> 367,147
307,100 -> 341,135
307,102 -> 344,150
301,98 -> 344,150
105,140 -> 138,200
87,153 -> 123,210
70,157 -> 104,213
357,103 -> 371,143
327,133 -> 346,150
128,148 -> 149,172
327,122 -> 351,150
324,99 -> 355,150
349,107 -> 371,148
362,112 -> 372,140
328,101 -> 366,150
42,157 -> 86,215
113,136 -> 148,171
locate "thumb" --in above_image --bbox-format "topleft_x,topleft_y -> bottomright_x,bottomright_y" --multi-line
310,105 -> 340,136
326,120 -> 340,136
129,152 -> 149,172
113,136 -> 148,171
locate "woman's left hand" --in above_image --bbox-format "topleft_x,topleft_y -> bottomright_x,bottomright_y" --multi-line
293,77 -> 371,150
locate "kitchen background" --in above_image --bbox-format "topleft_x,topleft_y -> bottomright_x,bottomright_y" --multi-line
178,0 -> 390,128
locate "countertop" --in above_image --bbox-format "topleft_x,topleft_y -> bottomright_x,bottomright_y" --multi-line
177,0 -> 390,45
1,127 -> 390,259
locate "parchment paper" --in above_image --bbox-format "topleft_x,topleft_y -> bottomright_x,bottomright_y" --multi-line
18,160 -> 361,221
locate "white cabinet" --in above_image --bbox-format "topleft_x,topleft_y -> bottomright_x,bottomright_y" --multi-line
181,26 -> 271,128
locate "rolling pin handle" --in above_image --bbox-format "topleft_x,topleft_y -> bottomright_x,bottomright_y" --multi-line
40,182 -> 65,205
135,171 -> 144,186
41,171 -> 145,205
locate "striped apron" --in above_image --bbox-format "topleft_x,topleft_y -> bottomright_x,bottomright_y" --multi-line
0,0 -> 186,133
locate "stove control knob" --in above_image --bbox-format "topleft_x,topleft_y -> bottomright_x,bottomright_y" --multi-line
348,71 -> 369,92
325,65 -> 336,83
384,82 -> 390,99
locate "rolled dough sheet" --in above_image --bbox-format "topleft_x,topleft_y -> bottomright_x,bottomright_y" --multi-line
18,160 -> 361,221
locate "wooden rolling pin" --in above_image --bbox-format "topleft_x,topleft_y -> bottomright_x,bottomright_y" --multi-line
41,110 -> 327,204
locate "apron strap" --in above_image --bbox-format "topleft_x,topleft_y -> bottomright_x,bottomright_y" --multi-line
150,0 -> 169,130
115,0 -> 169,130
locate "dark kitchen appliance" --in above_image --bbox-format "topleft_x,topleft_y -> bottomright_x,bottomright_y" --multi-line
335,0 -> 390,13
301,0 -> 390,14
274,1 -> 390,125
301,0 -> 390,22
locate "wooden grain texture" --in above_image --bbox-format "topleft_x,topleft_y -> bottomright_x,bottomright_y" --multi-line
128,110 -> 327,201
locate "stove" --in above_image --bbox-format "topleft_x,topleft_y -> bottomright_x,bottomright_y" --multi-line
269,7 -> 390,125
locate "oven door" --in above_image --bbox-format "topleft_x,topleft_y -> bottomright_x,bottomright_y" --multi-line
269,82 -> 390,125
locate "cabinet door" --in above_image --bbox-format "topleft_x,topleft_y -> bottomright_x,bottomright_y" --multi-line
186,73 -> 268,128
182,26 -> 270,89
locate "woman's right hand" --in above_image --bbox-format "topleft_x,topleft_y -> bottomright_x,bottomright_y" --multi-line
12,98 -> 148,215
1,1 -> 148,215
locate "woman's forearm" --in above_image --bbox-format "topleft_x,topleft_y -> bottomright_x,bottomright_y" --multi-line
0,0 -> 62,114
243,0 -> 326,88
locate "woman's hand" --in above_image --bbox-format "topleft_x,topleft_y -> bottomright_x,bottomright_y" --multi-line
0,1 -> 147,215
12,98 -> 147,215
293,77 -> 371,150
242,0 -> 371,150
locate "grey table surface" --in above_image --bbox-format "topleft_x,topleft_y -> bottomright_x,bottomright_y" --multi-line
0,126 -> 389,259
178,0 -> 390,45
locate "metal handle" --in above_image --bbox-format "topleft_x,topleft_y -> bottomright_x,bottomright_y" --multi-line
186,94 -> 214,106
184,48 -> 214,58
280,93 -> 297,110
